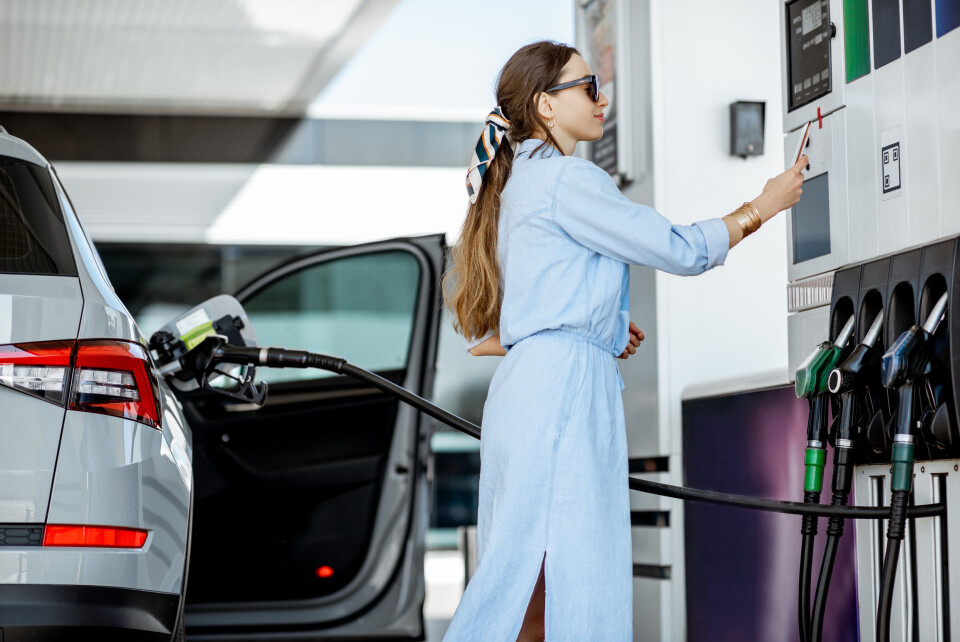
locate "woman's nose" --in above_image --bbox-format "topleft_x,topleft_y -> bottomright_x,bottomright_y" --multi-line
598,91 -> 609,108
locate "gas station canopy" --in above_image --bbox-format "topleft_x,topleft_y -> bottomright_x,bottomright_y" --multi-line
0,0 -> 398,115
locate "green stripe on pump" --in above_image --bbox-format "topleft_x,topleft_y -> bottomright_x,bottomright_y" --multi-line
844,0 -> 871,82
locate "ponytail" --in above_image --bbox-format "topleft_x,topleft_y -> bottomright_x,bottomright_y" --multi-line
445,144 -> 515,341
443,40 -> 578,342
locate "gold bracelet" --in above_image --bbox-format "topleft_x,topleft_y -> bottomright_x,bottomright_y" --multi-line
742,201 -> 762,229
729,206 -> 759,238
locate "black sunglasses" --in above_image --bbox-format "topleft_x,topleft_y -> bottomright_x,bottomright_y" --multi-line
545,75 -> 600,102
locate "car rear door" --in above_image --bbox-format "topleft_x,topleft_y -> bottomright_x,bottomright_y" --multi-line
181,234 -> 444,638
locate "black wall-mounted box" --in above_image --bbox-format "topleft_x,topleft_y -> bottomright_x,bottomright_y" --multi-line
730,101 -> 765,158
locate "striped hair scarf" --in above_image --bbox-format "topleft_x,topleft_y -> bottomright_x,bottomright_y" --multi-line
466,107 -> 512,204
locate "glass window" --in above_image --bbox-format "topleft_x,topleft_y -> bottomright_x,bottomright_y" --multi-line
0,157 -> 77,276
242,250 -> 421,383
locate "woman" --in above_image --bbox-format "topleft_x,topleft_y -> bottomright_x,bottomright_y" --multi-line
442,41 -> 806,641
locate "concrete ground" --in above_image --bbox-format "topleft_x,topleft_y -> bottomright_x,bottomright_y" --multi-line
423,550 -> 464,641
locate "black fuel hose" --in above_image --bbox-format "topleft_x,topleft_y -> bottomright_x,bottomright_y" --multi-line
877,492 -> 910,642
799,530 -> 815,642
810,534 -> 840,640
876,536 -> 903,642
206,343 -> 945,522
810,446 -> 855,642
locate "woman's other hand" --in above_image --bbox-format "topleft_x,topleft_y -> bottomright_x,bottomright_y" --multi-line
618,322 -> 645,359
752,155 -> 808,222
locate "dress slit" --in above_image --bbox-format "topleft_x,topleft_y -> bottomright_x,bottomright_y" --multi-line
516,553 -> 547,642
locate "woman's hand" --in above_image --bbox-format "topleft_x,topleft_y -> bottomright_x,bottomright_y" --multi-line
752,155 -> 808,222
618,322 -> 645,359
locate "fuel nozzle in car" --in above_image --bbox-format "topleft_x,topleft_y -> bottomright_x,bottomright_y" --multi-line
794,314 -> 854,642
808,312 -> 884,642
149,295 -> 267,405
875,292 -> 949,642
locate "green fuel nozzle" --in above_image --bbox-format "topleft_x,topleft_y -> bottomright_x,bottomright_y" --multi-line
796,315 -> 856,399
796,315 -> 854,497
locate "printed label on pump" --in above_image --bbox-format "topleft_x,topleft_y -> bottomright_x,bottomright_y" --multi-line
880,127 -> 902,200
176,308 -> 212,335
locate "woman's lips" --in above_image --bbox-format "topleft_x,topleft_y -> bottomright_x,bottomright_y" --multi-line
595,114 -> 605,123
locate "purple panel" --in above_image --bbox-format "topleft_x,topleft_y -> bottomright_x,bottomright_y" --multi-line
682,385 -> 859,642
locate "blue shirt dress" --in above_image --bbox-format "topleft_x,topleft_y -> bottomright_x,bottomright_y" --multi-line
444,138 -> 730,641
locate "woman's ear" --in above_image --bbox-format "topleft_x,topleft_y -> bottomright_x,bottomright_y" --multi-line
535,91 -> 555,122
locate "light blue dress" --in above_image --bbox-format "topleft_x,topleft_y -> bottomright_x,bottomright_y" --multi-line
444,138 -> 730,641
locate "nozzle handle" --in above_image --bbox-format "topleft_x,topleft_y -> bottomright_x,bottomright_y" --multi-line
834,315 -> 856,349
864,311 -> 884,348
922,292 -> 949,335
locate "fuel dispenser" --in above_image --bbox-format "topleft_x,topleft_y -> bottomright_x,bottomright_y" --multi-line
780,0 -> 960,639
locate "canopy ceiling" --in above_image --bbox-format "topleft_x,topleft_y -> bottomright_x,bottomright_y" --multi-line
0,0 -> 398,115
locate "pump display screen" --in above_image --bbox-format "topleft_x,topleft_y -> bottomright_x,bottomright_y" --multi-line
787,0 -> 832,111
792,172 -> 831,263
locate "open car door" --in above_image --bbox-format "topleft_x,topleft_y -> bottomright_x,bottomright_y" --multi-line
180,234 -> 445,639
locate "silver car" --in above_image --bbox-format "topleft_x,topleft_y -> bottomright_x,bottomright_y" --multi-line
0,128 -> 192,639
2,125 -> 444,639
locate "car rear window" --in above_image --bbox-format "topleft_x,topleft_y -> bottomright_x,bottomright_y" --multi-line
0,156 -> 77,276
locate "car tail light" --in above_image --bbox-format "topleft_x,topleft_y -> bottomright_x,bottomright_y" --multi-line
0,339 -> 161,429
71,340 -> 161,429
43,524 -> 148,548
0,341 -> 74,405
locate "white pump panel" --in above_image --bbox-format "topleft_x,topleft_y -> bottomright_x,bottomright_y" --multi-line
782,0 -> 960,285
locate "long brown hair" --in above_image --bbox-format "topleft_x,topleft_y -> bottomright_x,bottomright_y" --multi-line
444,41 -> 578,342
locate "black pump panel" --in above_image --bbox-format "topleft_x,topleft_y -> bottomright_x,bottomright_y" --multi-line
886,249 -> 922,344
859,258 -> 889,349
829,236 -> 960,461
830,266 -> 861,341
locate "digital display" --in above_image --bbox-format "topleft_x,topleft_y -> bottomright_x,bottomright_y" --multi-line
787,0 -> 832,111
802,2 -> 823,34
792,172 -> 831,263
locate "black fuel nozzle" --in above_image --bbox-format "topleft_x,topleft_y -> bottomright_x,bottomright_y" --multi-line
179,335 -> 268,405
827,312 -> 883,397
824,311 -> 884,450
